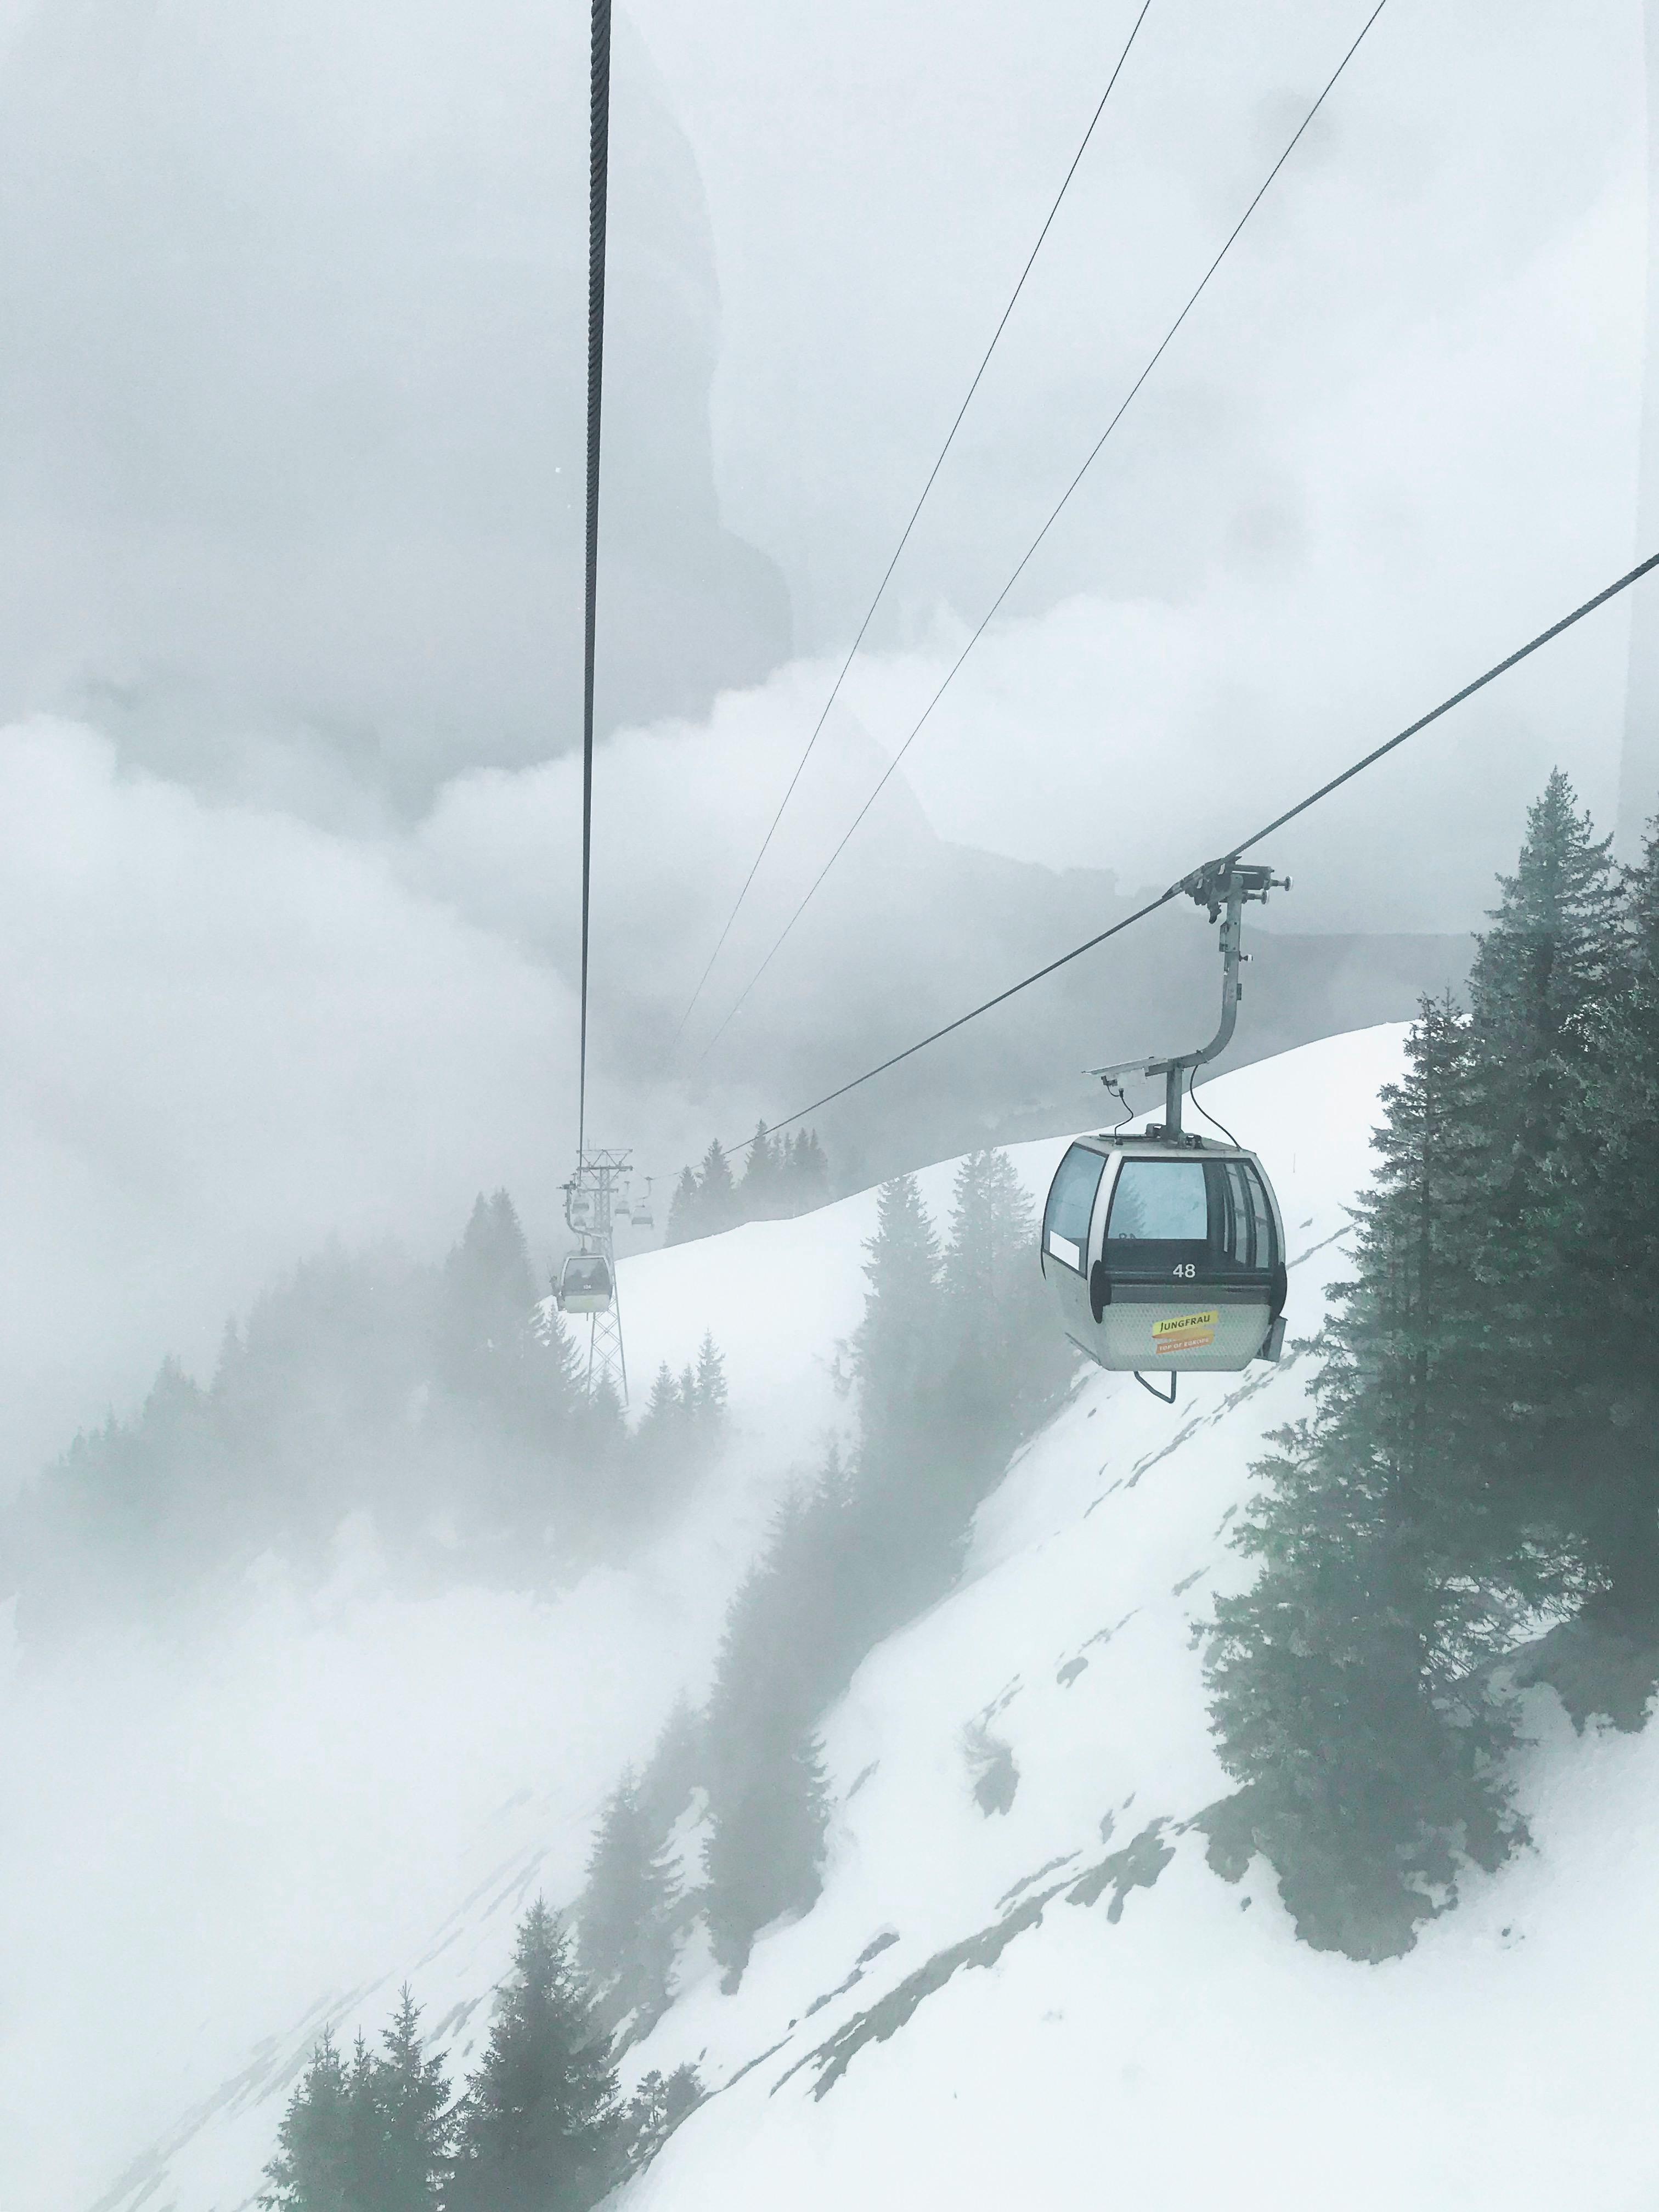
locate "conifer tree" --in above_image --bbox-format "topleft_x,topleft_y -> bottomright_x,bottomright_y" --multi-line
1460,772 -> 1628,1598
637,1362 -> 685,1439
1545,806 -> 1659,1621
691,1333 -> 729,1427
373,1987 -> 453,2211
940,1148 -> 1063,1442
576,1769 -> 681,2034
584,1371 -> 627,1455
262,2029 -> 379,2212
616,2063 -> 702,2172
698,1468 -> 856,1985
664,1166 -> 701,1247
440,1193 -> 537,1375
263,1999 -> 452,2212
637,1695 -> 703,1834
627,1358 -> 701,1518
849,1175 -> 943,1447
533,1306 -> 586,1425
738,1122 -> 776,1220
703,1730 -> 831,1987
1469,769 -> 1622,1177
787,1129 -> 832,1213
447,1900 -> 619,2212
349,2038 -> 386,2206
434,1190 -> 579,1489
1202,998 -> 1528,1956
697,1141 -> 738,1233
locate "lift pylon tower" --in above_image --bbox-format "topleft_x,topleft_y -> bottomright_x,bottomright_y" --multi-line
561,1148 -> 631,1408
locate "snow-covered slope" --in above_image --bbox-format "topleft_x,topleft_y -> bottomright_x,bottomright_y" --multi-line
13,1025 -> 1659,2210
620,1030 -> 1659,2210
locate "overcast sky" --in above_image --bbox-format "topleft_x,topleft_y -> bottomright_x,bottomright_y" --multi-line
633,0 -> 1645,892
0,0 -> 1650,1482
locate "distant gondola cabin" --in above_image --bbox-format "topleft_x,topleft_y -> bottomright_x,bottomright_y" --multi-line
558,1252 -> 614,1315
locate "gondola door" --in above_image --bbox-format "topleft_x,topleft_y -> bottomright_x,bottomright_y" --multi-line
1041,1143 -> 1110,1357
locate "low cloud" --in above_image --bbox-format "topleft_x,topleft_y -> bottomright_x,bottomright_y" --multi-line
0,721 -> 572,1489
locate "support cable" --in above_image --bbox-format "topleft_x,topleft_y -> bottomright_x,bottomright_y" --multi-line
697,548 -> 1659,1160
670,0 -> 1156,1049
578,0 -> 613,1159
693,0 -> 1391,1066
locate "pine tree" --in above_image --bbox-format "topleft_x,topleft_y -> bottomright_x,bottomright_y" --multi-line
584,1370 -> 627,1457
448,1900 -> 619,2212
262,2029 -> 379,2212
576,1769 -> 681,2035
637,1696 -> 703,1835
664,1166 -> 701,1247
263,1999 -> 452,2212
637,1361 -> 685,1439
737,1122 -> 776,1221
849,1175 -> 943,1447
697,1141 -> 738,1233
799,1130 -> 831,1209
698,1465 -> 857,1988
1201,999 -> 1529,1957
533,1306 -> 586,1425
781,1129 -> 831,1214
1469,769 -> 1622,1178
371,1987 -> 453,2212
1459,772 -> 1628,1605
616,2064 -> 702,2174
1545,807 -> 1659,1622
433,1189 -> 582,1482
703,1730 -> 831,1988
691,1333 -> 728,1427
940,1148 -> 1064,1443
439,1193 -> 537,1377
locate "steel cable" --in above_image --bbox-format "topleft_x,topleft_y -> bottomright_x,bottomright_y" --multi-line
578,0 -> 612,1159
699,548 -> 1659,1160
670,0 -> 1157,1051
693,0 -> 1392,1068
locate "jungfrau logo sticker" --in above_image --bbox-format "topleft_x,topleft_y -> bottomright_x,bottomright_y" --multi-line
1152,1309 -> 1217,1355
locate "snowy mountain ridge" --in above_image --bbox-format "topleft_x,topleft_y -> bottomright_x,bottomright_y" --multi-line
32,1024 -> 1659,2212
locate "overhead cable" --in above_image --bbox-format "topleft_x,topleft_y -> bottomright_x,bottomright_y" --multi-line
578,0 -> 613,1159
693,0 -> 1392,1066
703,548 -> 1659,1159
670,0 -> 1157,1051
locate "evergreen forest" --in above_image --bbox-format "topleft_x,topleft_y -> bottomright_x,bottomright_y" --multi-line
0,1190 -> 731,1646
665,1125 -> 831,1244
255,1143 -> 1070,2199
574,1141 -> 1074,2006
1201,774 -> 1659,1956
262,1903 -> 701,2212
78,767 -> 1659,2209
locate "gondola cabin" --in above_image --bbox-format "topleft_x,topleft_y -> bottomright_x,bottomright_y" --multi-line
558,1252 -> 614,1315
1041,1133 -> 1286,1374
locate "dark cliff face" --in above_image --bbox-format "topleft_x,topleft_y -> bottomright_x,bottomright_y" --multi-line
0,0 -> 791,816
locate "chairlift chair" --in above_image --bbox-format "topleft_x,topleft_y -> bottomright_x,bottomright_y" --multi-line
558,1251 -> 614,1314
630,1177 -> 655,1232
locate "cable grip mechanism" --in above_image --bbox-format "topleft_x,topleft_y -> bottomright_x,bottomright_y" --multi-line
1087,857 -> 1289,1137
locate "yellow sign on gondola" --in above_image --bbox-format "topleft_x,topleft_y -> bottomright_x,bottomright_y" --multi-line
1152,1309 -> 1217,1355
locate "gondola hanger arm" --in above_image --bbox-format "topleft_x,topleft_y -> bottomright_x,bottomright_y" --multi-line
1088,858 -> 1289,1137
